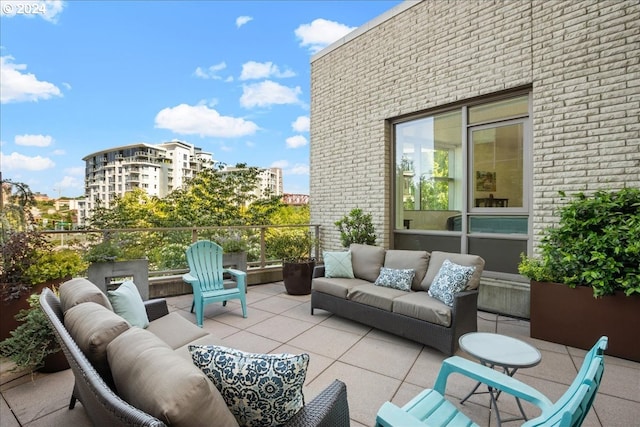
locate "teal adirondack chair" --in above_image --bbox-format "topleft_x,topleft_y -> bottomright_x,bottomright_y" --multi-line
183,240 -> 247,327
376,336 -> 608,427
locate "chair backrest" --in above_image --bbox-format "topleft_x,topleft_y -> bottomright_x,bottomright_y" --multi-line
525,336 -> 608,427
185,240 -> 225,291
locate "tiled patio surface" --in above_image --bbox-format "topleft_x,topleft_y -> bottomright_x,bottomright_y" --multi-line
2,282 -> 639,426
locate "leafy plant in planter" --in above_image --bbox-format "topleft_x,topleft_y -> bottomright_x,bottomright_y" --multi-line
519,187 -> 640,297
519,187 -> 640,361
0,293 -> 67,373
335,208 -> 377,248
83,239 -> 123,263
268,229 -> 316,295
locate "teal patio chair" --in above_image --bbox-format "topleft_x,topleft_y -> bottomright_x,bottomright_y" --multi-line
183,240 -> 247,327
376,336 -> 607,427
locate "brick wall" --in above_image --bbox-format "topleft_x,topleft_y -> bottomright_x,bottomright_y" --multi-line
310,0 -> 639,251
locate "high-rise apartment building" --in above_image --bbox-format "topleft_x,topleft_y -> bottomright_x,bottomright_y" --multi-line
82,140 -> 213,215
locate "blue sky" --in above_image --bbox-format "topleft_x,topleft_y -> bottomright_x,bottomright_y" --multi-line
0,0 -> 401,198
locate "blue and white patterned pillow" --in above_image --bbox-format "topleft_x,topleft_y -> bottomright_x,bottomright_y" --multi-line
189,345 -> 309,427
374,267 -> 415,291
428,259 -> 476,306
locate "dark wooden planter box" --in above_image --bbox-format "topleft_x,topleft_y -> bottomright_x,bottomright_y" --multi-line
530,280 -> 640,362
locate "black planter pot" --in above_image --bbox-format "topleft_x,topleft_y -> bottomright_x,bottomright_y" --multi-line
283,260 -> 316,295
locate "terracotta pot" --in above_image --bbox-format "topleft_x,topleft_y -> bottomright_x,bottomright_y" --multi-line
283,260 -> 316,295
530,280 -> 640,362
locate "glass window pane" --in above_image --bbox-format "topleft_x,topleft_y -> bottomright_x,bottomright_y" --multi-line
395,111 -> 462,230
472,122 -> 524,209
468,95 -> 528,125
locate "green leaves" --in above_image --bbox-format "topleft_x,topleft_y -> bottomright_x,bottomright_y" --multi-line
335,208 -> 377,248
521,188 -> 640,297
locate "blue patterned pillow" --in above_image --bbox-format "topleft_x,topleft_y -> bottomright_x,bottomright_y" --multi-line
428,259 -> 476,306
374,267 -> 415,291
189,345 -> 309,427
323,251 -> 354,278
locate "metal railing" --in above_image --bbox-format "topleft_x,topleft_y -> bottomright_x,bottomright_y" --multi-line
41,224 -> 321,276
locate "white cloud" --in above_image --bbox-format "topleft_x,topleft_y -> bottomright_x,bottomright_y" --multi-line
64,166 -> 83,175
54,175 -> 82,190
15,134 -> 53,147
295,19 -> 356,53
240,80 -> 302,108
155,104 -> 259,138
52,149 -> 65,155
286,135 -> 308,148
236,15 -> 253,28
289,164 -> 309,175
240,61 -> 295,81
193,62 -> 227,80
0,1 -> 66,23
270,160 -> 289,169
292,116 -> 310,132
0,151 -> 55,170
0,55 -> 62,103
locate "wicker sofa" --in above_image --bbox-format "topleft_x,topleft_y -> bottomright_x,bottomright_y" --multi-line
40,278 -> 349,427
311,244 -> 485,356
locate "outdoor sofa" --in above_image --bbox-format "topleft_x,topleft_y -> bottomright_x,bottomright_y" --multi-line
40,278 -> 350,427
311,244 -> 485,355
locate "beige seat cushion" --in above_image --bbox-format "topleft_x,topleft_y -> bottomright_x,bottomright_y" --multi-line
59,278 -> 112,313
349,244 -> 386,282
146,311 -> 209,349
174,334 -> 226,362
347,283 -> 407,311
107,327 -> 238,427
392,291 -> 453,327
312,277 -> 371,298
384,250 -> 431,291
421,251 -> 485,291
64,302 -> 130,381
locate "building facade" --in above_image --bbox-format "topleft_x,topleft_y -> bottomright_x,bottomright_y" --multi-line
82,141 -> 213,217
310,0 -> 639,282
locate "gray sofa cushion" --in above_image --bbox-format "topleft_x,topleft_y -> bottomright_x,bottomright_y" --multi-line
347,283 -> 407,311
107,327 -> 239,427
421,251 -> 485,291
392,291 -> 453,327
313,276 -> 371,298
59,278 -> 113,313
64,302 -> 130,381
145,311 -> 209,350
384,250 -> 430,291
349,244 -> 386,282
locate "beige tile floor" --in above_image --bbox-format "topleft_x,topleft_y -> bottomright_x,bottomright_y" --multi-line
1,282 -> 639,426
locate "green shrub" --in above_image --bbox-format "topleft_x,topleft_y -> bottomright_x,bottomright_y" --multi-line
519,188 -> 640,297
24,249 -> 88,284
335,208 -> 377,248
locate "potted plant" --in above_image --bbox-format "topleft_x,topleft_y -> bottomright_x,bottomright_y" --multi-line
335,208 -> 377,247
519,187 -> 640,361
268,229 -> 316,295
84,237 -> 150,299
0,292 -> 69,373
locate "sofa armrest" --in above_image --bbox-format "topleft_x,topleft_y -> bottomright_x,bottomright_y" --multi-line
451,290 -> 478,315
144,298 -> 170,322
313,265 -> 326,278
285,379 -> 349,427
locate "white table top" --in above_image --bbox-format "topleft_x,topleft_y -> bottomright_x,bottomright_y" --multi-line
459,332 -> 541,368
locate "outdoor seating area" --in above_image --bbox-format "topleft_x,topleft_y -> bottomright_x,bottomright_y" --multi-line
2,281 -> 639,427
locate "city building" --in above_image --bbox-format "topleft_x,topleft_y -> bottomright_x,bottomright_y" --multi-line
221,166 -> 284,200
310,0 -> 639,316
82,140 -> 213,219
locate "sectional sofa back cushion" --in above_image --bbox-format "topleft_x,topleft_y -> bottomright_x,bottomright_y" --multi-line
59,278 -> 113,313
107,327 -> 239,427
383,250 -> 430,291
421,251 -> 485,291
349,244 -> 386,282
64,302 -> 130,383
